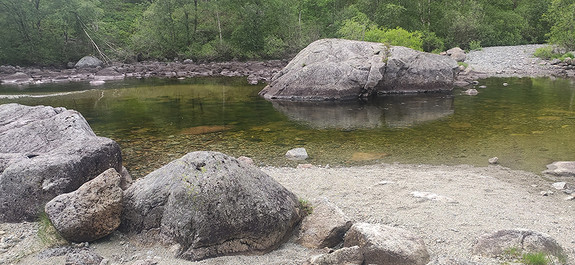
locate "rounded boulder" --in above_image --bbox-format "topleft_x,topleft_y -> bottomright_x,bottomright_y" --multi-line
121,151 -> 303,261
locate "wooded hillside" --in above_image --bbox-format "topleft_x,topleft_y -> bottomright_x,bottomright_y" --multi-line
0,0 -> 572,66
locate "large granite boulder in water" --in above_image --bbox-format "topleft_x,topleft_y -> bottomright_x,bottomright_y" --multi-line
259,38 -> 458,101
0,104 -> 122,222
121,151 -> 302,261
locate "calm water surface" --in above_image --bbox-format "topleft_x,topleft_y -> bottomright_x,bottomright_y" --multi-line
1,77 -> 574,178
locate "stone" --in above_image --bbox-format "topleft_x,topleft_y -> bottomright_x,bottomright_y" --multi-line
552,182 -> 567,190
543,161 -> 575,177
488,157 -> 499,164
183,59 -> 194,64
298,198 -> 352,249
259,39 -> 458,101
472,229 -> 566,260
380,46 -> 459,94
1,72 -> 32,84
236,156 -> 254,165
446,47 -> 467,62
121,151 -> 302,261
45,168 -> 123,242
464,89 -> 478,95
343,223 -> 430,265
75,56 -> 104,68
286,148 -> 308,160
0,104 -> 123,222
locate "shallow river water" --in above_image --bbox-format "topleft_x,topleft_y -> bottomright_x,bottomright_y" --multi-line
1,77 -> 574,178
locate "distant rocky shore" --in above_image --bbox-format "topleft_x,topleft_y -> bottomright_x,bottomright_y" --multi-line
1,44 -> 574,89
0,60 -> 288,87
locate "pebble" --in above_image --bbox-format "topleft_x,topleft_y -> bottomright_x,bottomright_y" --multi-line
565,196 -> 575,201
0,231 -> 5,235
540,190 -> 553,196
488,157 -> 499,164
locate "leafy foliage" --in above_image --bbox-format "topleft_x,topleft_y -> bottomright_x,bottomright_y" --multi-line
545,0 -> 575,50
0,0 -> 569,65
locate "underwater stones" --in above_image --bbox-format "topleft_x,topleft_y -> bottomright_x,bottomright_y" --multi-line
286,148 -> 309,160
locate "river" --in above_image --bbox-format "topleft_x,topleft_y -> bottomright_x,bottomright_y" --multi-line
1,77 -> 574,178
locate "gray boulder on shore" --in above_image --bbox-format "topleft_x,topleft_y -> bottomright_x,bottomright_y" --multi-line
308,222 -> 430,265
0,103 -> 123,222
74,56 -> 104,69
45,168 -> 123,242
259,38 -> 458,101
120,151 -> 303,261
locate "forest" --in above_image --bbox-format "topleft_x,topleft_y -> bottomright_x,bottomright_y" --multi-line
0,0 -> 573,66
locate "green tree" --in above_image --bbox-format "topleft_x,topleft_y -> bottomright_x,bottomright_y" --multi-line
0,0 -> 103,65
546,0 -> 575,49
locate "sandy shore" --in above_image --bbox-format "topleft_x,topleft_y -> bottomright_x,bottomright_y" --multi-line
2,163 -> 574,265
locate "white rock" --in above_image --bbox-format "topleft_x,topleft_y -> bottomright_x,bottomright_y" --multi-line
552,182 -> 567,190
286,148 -> 308,160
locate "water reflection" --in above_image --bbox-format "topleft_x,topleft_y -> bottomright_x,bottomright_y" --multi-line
271,93 -> 454,129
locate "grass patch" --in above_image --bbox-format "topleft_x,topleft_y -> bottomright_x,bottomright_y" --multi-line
469,40 -> 482,51
522,252 -> 549,265
534,46 -> 574,61
298,198 -> 313,216
37,212 -> 67,247
458,62 -> 469,68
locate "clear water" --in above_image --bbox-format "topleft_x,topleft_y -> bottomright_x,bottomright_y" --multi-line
1,77 -> 574,178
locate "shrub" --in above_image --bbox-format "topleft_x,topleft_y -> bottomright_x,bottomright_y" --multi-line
534,46 -> 554,59
469,40 -> 482,51
365,26 -> 423,51
421,30 -> 445,53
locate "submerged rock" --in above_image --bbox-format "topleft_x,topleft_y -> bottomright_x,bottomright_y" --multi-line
121,151 -> 302,261
286,148 -> 309,160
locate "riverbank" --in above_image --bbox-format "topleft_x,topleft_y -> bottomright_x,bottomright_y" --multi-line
0,60 -> 288,87
1,163 -> 574,264
457,44 -> 575,83
2,44 -> 574,88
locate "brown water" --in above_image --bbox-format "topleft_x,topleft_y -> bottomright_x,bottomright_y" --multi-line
1,77 -> 574,178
